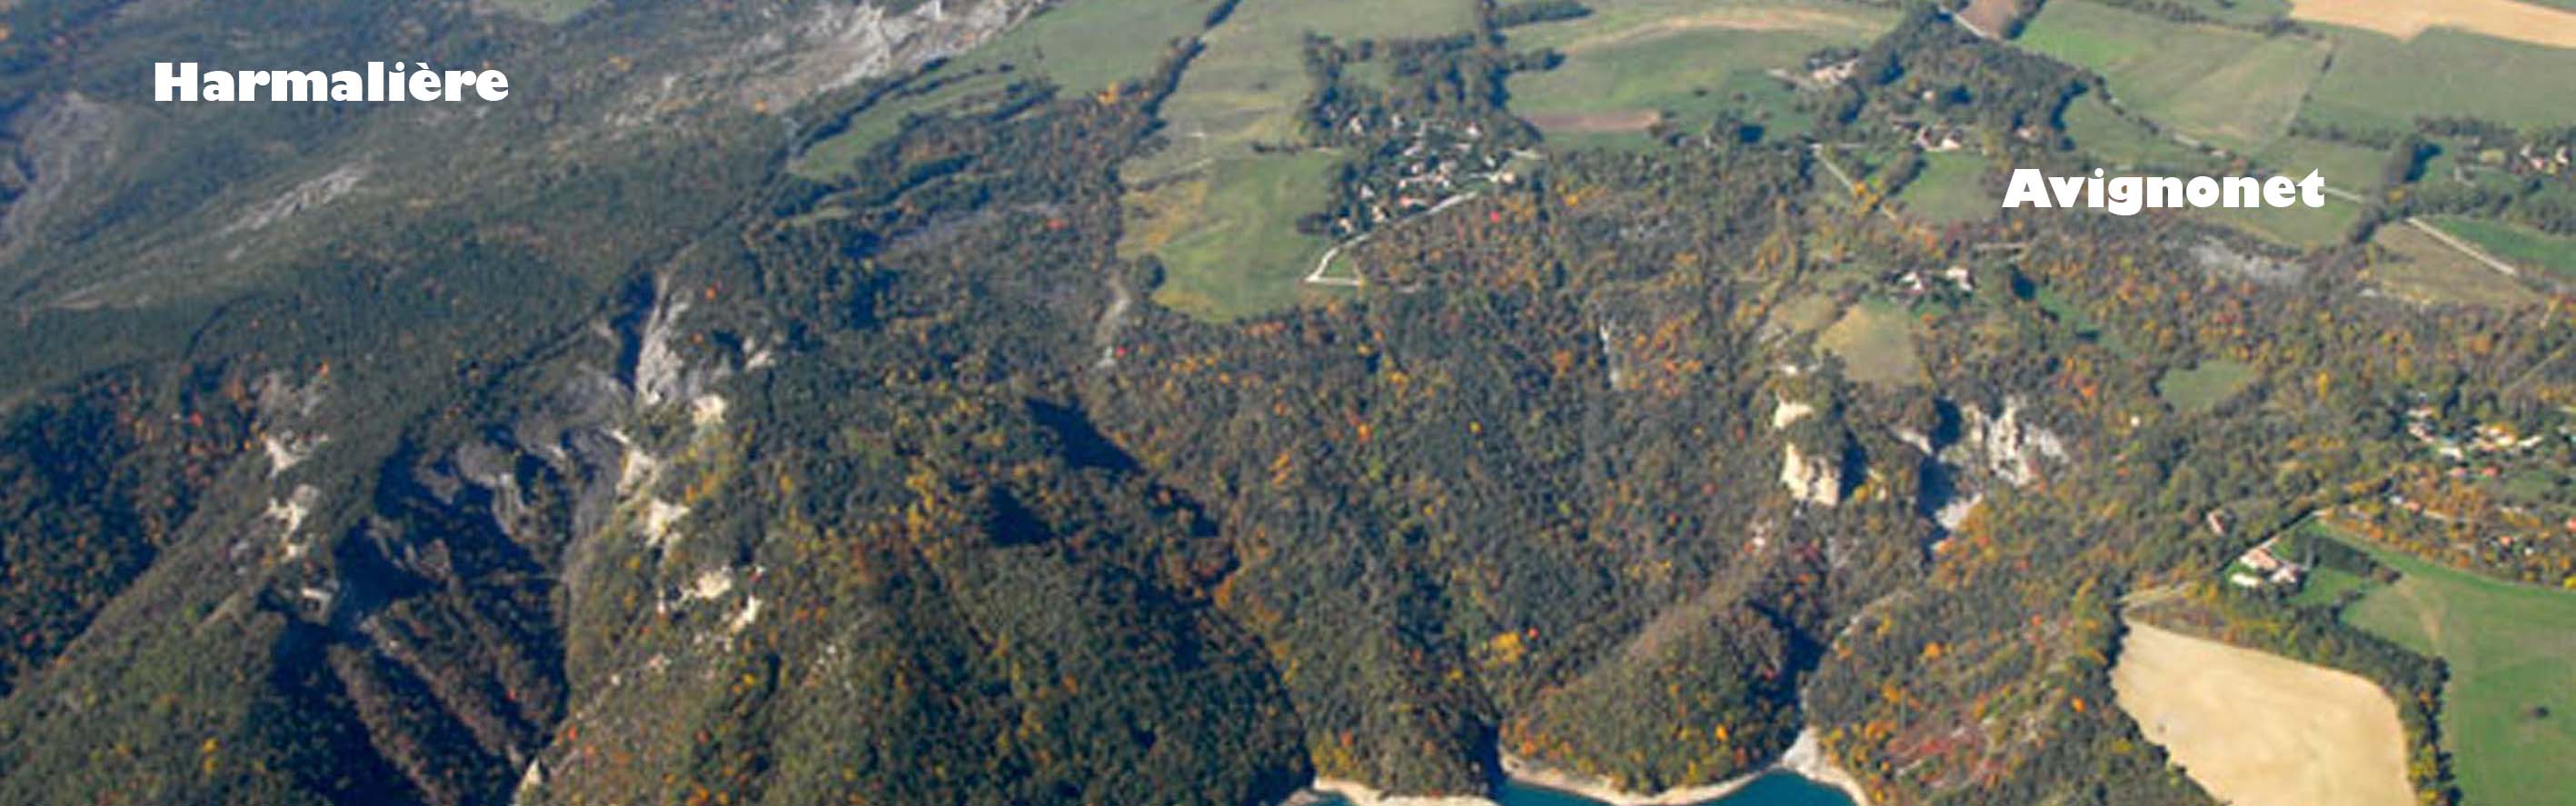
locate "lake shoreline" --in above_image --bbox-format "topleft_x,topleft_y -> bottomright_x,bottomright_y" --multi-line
1297,727 -> 1871,806
1775,728 -> 1872,806
1303,777 -> 1500,806
1497,752 -> 1765,806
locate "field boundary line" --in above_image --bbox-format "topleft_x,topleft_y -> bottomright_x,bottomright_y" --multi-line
2407,216 -> 2521,278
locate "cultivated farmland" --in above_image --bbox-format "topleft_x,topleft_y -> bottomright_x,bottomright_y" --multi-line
2015,0 -> 2327,153
2296,25 -> 2576,134
2111,622 -> 2414,806
2430,214 -> 2576,284
2062,95 -> 2222,172
2287,0 -> 2576,48
2368,224 -> 2543,308
2253,137 -> 2386,194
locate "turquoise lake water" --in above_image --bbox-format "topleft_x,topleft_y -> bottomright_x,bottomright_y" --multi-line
1495,771 -> 1855,806
1318,771 -> 1856,806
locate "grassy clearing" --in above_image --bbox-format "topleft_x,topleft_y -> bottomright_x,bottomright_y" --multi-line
1720,69 -> 1821,143
2368,224 -> 2542,308
2290,564 -> 2372,608
1129,0 -> 1473,183
2155,359 -> 2256,413
1503,0 -> 1896,137
1818,298 -> 1924,387
486,0 -> 597,25
1772,293 -> 1845,335
2111,621 -> 2414,806
1127,152 -> 1346,321
1516,67 -> 1825,150
1119,0 -> 1474,321
2430,214 -> 2576,284
1894,152 -> 1993,224
2016,0 -> 2326,153
2033,284 -> 2135,355
793,0 -> 1219,177
2298,25 -> 2576,135
2313,524 -> 2576,806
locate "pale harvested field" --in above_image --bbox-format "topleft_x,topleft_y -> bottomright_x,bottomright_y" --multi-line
2111,622 -> 2414,806
2290,0 -> 2576,48
2368,224 -> 2541,308
1957,0 -> 2028,36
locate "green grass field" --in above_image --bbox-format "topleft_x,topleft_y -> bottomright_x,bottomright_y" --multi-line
2311,523 -> 2576,806
2289,564 -> 2371,609
2160,0 -> 2291,25
2155,359 -> 2256,413
1119,0 -> 1477,321
2058,123 -> 2366,246
2034,284 -> 2135,355
794,0 -> 1220,177
1503,0 -> 1896,138
2298,25 -> 2576,135
2063,95 -> 2223,172
1130,0 -> 1473,183
2431,215 -> 2576,284
1819,298 -> 1925,387
1894,152 -> 1994,224
1720,69 -> 1820,144
2255,136 -> 2387,195
2016,0 -> 2325,154
1129,152 -> 1346,321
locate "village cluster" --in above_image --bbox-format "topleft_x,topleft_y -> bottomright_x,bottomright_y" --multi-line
2229,537 -> 2310,590
1326,111 -> 1526,240
2402,405 -> 2551,464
